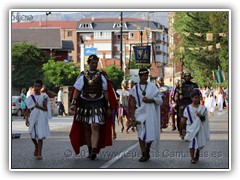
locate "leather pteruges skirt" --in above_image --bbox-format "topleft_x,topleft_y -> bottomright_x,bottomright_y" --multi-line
76,97 -> 107,124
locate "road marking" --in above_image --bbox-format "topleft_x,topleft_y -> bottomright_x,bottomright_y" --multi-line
100,143 -> 138,168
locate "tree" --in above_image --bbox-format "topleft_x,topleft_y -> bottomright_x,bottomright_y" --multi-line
101,65 -> 124,90
12,42 -> 49,88
173,12 -> 229,87
42,60 -> 80,88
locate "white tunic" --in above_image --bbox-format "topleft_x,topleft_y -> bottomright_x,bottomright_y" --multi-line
25,93 -> 51,140
205,96 -> 216,113
217,93 -> 224,111
183,105 -> 210,149
131,82 -> 163,151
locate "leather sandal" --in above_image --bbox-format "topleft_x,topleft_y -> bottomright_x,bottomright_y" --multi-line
121,127 -> 124,133
90,148 -> 97,160
191,159 -> 197,164
36,155 -> 43,160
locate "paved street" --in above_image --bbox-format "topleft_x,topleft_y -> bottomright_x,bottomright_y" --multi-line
11,109 -> 229,170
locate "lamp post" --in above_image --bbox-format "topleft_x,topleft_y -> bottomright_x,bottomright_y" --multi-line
46,12 -> 51,27
147,12 -> 154,43
120,12 -> 123,70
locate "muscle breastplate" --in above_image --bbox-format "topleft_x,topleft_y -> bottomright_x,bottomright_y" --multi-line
182,83 -> 198,98
82,71 -> 103,100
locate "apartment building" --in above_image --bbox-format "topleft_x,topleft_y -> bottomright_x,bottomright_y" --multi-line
76,17 -> 168,78
12,18 -> 169,79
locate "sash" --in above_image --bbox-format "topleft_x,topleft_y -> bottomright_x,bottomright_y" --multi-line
186,105 -> 193,124
25,94 -> 37,109
31,95 -> 37,104
135,84 -> 141,107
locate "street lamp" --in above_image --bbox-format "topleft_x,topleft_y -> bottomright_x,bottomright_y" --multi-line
46,12 -> 51,27
120,12 -> 123,70
147,12 -> 154,43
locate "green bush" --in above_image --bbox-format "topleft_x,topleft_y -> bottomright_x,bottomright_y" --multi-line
42,60 -> 80,88
101,65 -> 124,90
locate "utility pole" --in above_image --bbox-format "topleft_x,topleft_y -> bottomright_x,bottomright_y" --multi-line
140,31 -> 143,45
147,12 -> 154,44
46,12 -> 51,27
120,12 -> 123,70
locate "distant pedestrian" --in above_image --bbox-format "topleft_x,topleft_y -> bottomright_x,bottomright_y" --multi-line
57,86 -> 68,116
217,87 -> 224,112
20,88 -> 27,119
127,79 -> 136,132
156,77 -> 170,132
223,87 -> 228,110
26,87 -> 34,98
183,89 -> 210,164
118,80 -> 131,133
205,91 -> 216,116
128,79 -> 135,90
169,79 -> 180,131
25,79 -> 51,160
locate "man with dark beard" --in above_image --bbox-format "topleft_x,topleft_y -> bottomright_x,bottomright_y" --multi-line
174,72 -> 198,140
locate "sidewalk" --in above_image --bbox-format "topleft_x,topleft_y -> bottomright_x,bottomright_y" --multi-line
11,116 -> 74,134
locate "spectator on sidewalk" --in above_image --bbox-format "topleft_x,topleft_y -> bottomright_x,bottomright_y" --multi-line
57,87 -> 68,116
20,88 -> 27,119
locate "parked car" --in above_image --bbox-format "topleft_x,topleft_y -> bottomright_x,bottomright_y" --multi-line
12,96 -> 22,116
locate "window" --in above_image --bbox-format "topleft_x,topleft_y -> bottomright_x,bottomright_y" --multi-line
67,31 -> 72,37
129,32 -> 134,39
94,31 -> 112,39
68,56 -> 73,62
79,23 -> 92,28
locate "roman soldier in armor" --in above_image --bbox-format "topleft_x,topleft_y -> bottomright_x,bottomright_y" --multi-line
69,54 -> 118,160
174,72 -> 198,139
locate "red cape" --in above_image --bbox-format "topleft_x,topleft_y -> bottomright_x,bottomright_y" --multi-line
69,71 -> 118,155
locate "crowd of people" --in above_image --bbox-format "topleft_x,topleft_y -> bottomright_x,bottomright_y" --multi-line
17,54 -> 228,164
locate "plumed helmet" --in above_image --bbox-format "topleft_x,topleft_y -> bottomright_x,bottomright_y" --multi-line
183,72 -> 193,79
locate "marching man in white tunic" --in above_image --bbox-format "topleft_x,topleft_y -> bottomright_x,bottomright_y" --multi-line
25,79 -> 51,160
183,89 -> 210,164
129,68 -> 163,162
